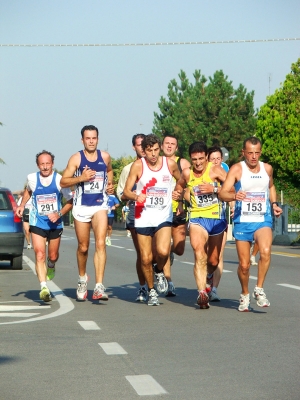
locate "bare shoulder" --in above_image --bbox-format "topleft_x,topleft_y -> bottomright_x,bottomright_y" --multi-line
180,158 -> 191,169
263,162 -> 273,175
167,158 -> 177,169
101,150 -> 111,163
181,167 -> 191,181
66,152 -> 81,169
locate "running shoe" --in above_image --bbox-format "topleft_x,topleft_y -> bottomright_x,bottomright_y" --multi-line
238,293 -> 251,312
148,288 -> 160,306
46,259 -> 55,281
77,280 -> 88,301
39,286 -> 51,302
154,270 -> 168,294
197,289 -> 210,309
27,243 -> 32,250
135,286 -> 148,302
252,286 -> 270,307
165,281 -> 176,297
209,288 -> 221,302
106,237 -> 111,246
92,284 -> 109,301
170,251 -> 174,266
250,255 -> 258,266
127,232 -> 131,237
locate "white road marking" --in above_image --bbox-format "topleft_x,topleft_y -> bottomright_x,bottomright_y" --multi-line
78,321 -> 101,330
110,245 -> 124,249
126,248 -> 135,251
99,342 -> 128,355
0,305 -> 50,311
0,256 -> 74,325
249,275 -> 257,280
0,313 -> 39,317
277,284 -> 300,290
126,375 -> 168,396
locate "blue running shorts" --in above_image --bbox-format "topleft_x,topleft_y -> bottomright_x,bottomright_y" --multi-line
233,221 -> 272,242
189,218 -> 227,236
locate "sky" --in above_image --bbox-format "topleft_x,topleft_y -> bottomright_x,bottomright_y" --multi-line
0,0 -> 299,191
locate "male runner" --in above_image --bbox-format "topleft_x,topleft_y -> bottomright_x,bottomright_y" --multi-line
60,125 -> 113,301
16,151 -> 73,302
161,134 -> 191,296
117,134 -> 148,302
123,134 -> 181,306
175,142 -> 228,309
219,136 -> 282,311
206,145 -> 230,301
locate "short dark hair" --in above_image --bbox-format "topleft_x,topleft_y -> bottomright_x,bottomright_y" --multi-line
81,125 -> 99,138
243,136 -> 261,149
141,134 -> 161,151
36,150 -> 55,165
132,133 -> 146,146
208,145 -> 223,159
162,134 -> 178,145
188,141 -> 207,157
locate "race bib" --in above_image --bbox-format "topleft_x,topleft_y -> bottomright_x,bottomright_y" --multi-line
242,191 -> 266,216
36,193 -> 58,215
146,187 -> 167,210
84,171 -> 104,194
193,186 -> 218,208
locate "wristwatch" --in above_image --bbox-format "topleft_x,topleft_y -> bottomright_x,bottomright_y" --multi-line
58,211 -> 63,217
271,202 -> 279,207
213,186 -> 218,194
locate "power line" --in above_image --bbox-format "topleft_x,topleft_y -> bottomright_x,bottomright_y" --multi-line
0,37 -> 299,47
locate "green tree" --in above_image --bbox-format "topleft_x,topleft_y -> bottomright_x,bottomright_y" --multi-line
256,58 -> 300,183
153,69 -> 257,164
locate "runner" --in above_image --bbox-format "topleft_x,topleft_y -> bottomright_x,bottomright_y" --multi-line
175,141 -> 228,309
161,134 -> 191,296
123,134 -> 181,306
60,125 -> 114,301
122,201 -> 131,237
206,145 -> 231,301
117,133 -> 148,302
16,151 -> 73,302
219,136 -> 282,311
17,192 -> 33,249
106,194 -> 120,246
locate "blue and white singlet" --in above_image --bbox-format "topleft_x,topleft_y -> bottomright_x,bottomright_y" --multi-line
233,161 -> 272,224
73,150 -> 108,206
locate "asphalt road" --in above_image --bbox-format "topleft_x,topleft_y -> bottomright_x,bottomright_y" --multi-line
0,227 -> 299,400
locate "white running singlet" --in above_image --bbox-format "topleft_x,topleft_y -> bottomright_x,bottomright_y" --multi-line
135,157 -> 173,228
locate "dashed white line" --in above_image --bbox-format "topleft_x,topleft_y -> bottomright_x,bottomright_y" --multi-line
99,342 -> 128,355
78,321 -> 101,330
126,375 -> 168,396
110,245 -> 124,249
0,305 -> 50,311
277,284 -> 300,290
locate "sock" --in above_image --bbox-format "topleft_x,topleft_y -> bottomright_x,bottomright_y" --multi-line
40,281 -> 47,289
212,286 -> 217,292
47,258 -> 55,268
95,282 -> 103,288
207,273 -> 213,279
79,274 -> 87,283
141,284 -> 147,290
148,287 -> 154,292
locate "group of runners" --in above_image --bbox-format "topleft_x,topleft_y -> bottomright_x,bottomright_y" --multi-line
16,125 -> 283,312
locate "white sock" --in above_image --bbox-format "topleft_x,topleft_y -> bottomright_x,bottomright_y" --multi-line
212,287 -> 217,292
40,281 -> 47,289
79,274 -> 87,283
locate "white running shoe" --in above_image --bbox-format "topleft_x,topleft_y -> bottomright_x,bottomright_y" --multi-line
252,286 -> 270,307
136,287 -> 147,302
250,255 -> 258,266
148,289 -> 160,306
39,286 -> 51,302
92,284 -> 108,301
154,270 -> 168,294
238,293 -> 251,312
27,243 -> 32,249
106,237 -> 111,246
77,281 -> 88,301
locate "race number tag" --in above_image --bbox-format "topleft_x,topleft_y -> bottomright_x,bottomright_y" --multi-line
242,192 -> 266,216
146,187 -> 167,209
193,186 -> 218,208
36,193 -> 58,215
84,171 -> 104,194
